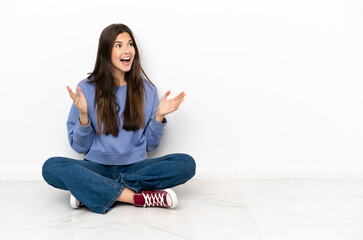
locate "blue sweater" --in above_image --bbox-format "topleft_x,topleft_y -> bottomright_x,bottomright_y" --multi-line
66,78 -> 167,165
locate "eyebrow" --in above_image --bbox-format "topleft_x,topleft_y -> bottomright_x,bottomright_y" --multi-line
114,40 -> 133,44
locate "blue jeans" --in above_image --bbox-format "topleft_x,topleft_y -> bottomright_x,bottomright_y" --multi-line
42,153 -> 196,214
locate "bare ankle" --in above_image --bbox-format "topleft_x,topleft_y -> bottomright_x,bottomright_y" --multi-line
117,187 -> 136,204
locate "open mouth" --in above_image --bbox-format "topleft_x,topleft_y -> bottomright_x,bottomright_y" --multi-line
121,57 -> 131,62
120,57 -> 131,66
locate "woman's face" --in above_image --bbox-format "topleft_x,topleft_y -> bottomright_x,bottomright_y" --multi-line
110,32 -> 135,77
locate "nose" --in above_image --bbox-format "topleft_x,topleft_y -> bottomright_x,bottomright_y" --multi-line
123,45 -> 131,54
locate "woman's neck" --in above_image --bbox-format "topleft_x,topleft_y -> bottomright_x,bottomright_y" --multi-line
113,72 -> 127,86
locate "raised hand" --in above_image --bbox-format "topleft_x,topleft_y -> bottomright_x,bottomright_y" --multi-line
156,91 -> 186,118
66,86 -> 88,115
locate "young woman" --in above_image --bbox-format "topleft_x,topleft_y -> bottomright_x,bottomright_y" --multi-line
42,23 -> 196,214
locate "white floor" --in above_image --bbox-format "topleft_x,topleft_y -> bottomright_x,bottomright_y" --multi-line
0,179 -> 362,240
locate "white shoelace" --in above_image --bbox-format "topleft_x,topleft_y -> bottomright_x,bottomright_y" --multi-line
142,192 -> 167,207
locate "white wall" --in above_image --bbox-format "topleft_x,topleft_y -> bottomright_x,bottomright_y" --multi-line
0,0 -> 362,180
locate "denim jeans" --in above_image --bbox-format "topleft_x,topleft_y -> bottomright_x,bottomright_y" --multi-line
42,153 -> 196,214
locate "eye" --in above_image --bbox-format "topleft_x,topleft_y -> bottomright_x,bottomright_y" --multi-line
115,44 -> 121,48
129,42 -> 134,47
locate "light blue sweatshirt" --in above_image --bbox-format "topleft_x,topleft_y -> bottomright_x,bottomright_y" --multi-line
67,78 -> 167,165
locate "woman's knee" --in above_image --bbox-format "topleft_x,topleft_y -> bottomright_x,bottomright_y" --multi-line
174,153 -> 196,180
42,157 -> 70,182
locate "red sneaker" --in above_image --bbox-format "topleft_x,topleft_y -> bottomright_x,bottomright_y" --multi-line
133,189 -> 178,209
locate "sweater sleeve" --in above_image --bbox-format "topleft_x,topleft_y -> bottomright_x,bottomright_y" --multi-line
66,86 -> 95,154
144,89 -> 167,152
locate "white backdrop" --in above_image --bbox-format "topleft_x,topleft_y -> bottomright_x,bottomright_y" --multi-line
0,0 -> 362,180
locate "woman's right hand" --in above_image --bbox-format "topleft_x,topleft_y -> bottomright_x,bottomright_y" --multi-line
67,86 -> 88,115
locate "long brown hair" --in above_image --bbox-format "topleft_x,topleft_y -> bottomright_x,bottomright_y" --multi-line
89,23 -> 154,136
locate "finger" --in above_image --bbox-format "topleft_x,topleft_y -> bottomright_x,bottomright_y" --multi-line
67,85 -> 74,95
173,98 -> 184,109
174,92 -> 184,99
77,86 -> 85,98
176,96 -> 185,104
162,91 -> 171,101
67,86 -> 77,101
173,92 -> 185,101
175,98 -> 185,107
75,96 -> 80,107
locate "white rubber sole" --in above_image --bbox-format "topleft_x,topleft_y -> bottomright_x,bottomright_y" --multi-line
70,193 -> 82,209
164,189 -> 178,209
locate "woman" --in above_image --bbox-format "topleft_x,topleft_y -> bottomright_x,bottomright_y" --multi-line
42,23 -> 196,214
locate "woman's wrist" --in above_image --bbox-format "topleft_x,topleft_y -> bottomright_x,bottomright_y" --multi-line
154,112 -> 165,123
79,113 -> 89,126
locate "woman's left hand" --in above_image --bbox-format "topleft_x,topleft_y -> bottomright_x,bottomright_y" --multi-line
155,91 -> 186,121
